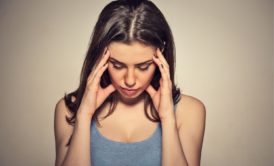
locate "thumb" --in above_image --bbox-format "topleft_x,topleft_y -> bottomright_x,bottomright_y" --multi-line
145,85 -> 157,98
104,84 -> 116,96
96,84 -> 116,110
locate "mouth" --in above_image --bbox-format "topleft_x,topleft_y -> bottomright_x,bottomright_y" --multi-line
120,87 -> 139,97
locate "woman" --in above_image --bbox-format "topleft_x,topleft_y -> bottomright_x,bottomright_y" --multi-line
54,0 -> 206,166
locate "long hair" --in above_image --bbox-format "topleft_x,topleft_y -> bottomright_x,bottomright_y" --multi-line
64,0 -> 181,129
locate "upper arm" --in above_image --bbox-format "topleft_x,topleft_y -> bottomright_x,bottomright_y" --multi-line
54,98 -> 74,166
175,95 -> 206,166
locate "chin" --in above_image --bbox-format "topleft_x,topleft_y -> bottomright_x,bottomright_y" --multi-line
118,89 -> 145,100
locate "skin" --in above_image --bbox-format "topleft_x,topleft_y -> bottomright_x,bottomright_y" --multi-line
107,42 -> 157,106
54,41 -> 206,166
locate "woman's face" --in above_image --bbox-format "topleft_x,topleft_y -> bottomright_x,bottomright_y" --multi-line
107,41 -> 157,100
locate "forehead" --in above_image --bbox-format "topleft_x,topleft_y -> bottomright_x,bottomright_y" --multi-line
108,42 -> 156,64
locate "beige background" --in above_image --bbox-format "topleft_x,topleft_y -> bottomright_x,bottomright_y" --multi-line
0,0 -> 273,165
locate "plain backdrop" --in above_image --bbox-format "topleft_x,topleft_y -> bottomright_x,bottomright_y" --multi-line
0,0 -> 273,166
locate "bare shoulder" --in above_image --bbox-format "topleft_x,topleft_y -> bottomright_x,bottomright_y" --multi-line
55,97 -> 73,120
175,94 -> 206,129
54,97 -> 74,146
174,96 -> 206,164
54,97 -> 76,166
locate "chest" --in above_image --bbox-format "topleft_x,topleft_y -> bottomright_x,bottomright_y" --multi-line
91,119 -> 162,166
96,107 -> 159,143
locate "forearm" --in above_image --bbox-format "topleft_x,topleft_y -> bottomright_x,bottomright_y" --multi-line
161,116 -> 188,166
62,111 -> 92,166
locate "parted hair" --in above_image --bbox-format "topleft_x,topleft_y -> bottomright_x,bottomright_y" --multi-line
64,0 -> 181,129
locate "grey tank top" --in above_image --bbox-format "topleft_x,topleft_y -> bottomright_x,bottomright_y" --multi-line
90,105 -> 177,166
90,120 -> 161,166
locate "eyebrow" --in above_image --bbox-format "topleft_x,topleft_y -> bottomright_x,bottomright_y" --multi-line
109,57 -> 153,66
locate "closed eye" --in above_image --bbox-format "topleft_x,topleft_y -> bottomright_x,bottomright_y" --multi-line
108,60 -> 124,69
137,65 -> 150,71
109,60 -> 152,71
113,64 -> 124,69
137,62 -> 154,71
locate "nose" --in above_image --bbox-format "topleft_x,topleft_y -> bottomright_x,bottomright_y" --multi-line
124,68 -> 136,88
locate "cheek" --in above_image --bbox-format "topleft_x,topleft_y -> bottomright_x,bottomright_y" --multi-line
138,67 -> 156,85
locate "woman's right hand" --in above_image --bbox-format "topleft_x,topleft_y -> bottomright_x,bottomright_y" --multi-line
78,49 -> 115,118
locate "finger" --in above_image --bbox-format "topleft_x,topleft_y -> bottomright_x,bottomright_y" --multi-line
96,83 -> 116,109
94,50 -> 110,73
152,55 -> 170,80
156,48 -> 169,68
98,83 -> 116,100
89,50 -> 110,80
104,84 -> 116,94
156,49 -> 170,77
102,47 -> 108,55
153,56 -> 172,91
98,48 -> 110,66
92,63 -> 109,85
145,85 -> 157,98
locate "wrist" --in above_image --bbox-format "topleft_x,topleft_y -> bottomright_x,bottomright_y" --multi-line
74,111 -> 92,133
160,111 -> 176,124
77,106 -> 94,122
75,113 -> 93,130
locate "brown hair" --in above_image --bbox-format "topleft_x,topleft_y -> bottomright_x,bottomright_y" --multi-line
64,0 -> 181,131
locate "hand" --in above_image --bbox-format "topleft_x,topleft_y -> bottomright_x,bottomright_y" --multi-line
145,49 -> 175,122
78,49 -> 116,117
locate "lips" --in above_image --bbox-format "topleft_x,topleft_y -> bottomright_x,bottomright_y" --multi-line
120,87 -> 139,96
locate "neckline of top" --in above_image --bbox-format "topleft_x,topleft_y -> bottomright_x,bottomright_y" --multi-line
92,120 -> 161,145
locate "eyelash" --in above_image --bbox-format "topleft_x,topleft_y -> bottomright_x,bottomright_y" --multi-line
112,64 -> 149,71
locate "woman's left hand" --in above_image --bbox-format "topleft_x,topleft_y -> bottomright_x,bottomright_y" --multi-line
145,48 -> 175,123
